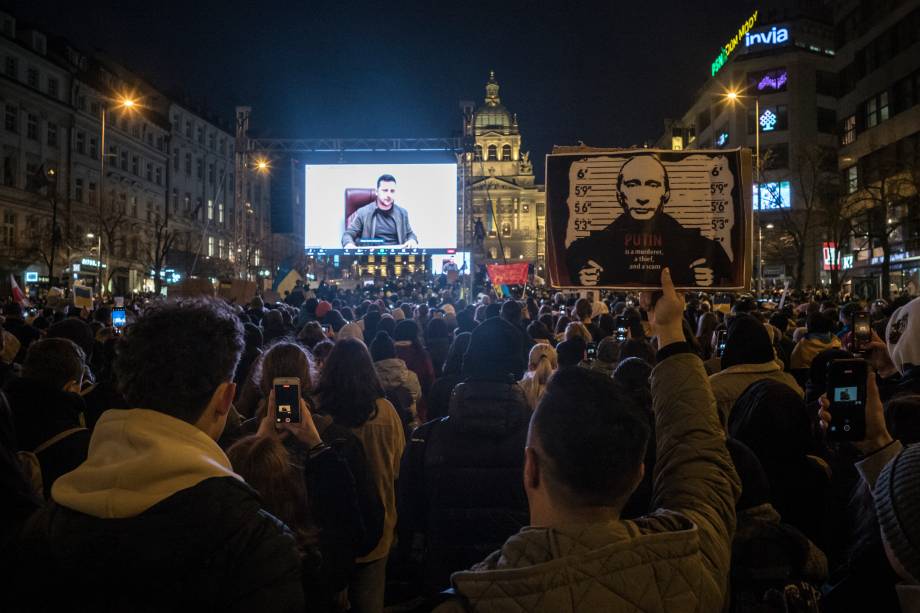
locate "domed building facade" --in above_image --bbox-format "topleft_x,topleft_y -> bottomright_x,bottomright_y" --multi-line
465,71 -> 546,276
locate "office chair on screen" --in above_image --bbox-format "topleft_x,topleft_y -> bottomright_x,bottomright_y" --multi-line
345,188 -> 377,229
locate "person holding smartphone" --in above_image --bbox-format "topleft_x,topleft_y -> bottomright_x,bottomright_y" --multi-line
818,369 -> 920,612
234,388 -> 364,613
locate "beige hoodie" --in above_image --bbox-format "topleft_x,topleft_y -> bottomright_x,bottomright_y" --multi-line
52,408 -> 242,519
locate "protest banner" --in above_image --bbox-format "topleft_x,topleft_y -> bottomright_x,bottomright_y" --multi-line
73,285 -> 93,309
217,279 -> 257,304
486,262 -> 529,287
545,148 -> 752,290
169,278 -> 215,299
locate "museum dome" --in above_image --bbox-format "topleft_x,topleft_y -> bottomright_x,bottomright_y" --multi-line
473,71 -> 516,132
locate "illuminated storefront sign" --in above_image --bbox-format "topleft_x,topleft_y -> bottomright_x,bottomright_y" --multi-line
822,242 -> 839,271
841,255 -> 854,270
711,10 -> 758,76
715,132 -> 729,147
25,271 -> 38,282
757,70 -> 788,91
745,25 -> 789,48
759,109 -> 778,131
752,181 -> 791,210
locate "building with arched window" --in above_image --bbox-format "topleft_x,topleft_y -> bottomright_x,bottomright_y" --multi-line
465,71 -> 546,277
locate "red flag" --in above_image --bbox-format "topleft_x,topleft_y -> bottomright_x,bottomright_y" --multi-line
10,274 -> 29,307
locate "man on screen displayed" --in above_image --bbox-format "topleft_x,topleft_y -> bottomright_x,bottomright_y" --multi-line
565,155 -> 732,288
342,174 -> 419,249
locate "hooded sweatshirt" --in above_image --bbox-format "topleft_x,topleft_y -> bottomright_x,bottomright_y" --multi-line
790,334 -> 841,370
52,408 -> 241,517
16,408 -> 304,612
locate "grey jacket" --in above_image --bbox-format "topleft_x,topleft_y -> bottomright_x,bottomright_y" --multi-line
341,202 -> 417,247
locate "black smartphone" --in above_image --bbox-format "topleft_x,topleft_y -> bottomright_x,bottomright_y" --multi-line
112,307 -> 126,334
273,377 -> 301,424
586,342 -> 597,361
715,330 -> 728,357
853,312 -> 871,352
615,316 -> 628,342
826,359 -> 867,442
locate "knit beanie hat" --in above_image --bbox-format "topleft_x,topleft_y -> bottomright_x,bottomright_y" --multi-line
462,317 -> 525,379
722,313 -> 775,369
370,331 -> 396,362
874,443 -> 920,581
315,300 -> 332,320
887,297 -> 920,375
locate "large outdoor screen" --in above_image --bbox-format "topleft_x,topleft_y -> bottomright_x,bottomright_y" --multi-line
305,163 -> 457,254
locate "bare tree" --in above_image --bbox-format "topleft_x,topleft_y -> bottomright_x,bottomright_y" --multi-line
847,155 -> 920,299
763,146 -> 840,290
95,192 -> 132,291
142,214 -> 177,295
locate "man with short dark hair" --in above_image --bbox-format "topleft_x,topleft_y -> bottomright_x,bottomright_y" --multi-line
5,338 -> 90,500
342,174 -> 419,248
15,300 -> 303,612
440,268 -> 740,612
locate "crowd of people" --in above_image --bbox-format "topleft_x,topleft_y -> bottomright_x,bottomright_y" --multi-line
1,271 -> 919,612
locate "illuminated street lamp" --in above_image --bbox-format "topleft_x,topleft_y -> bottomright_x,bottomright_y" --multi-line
97,93 -> 139,296
723,87 -> 764,295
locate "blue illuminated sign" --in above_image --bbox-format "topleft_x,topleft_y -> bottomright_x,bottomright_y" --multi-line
715,132 -> 729,147
25,271 -> 38,282
759,109 -> 778,131
745,26 -> 789,48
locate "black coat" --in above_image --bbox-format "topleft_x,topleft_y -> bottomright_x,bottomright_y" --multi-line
13,476 -> 304,612
402,377 -> 530,595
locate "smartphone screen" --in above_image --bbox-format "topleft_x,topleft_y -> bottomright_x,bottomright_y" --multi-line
112,307 -> 126,331
321,324 -> 330,335
826,359 -> 867,442
615,316 -> 628,342
586,342 -> 597,361
854,312 -> 871,351
716,330 -> 728,357
274,380 -> 301,424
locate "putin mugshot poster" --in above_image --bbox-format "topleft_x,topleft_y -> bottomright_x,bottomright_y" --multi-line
545,148 -> 753,290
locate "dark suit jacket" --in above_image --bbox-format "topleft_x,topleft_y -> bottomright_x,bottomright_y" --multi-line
342,203 -> 418,247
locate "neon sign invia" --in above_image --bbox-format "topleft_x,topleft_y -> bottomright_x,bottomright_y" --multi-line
746,26 -> 789,48
711,11 -> 758,76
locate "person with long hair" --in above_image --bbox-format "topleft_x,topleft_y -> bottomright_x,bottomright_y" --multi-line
259,342 -> 315,410
313,338 -> 405,613
394,320 -> 435,422
519,344 -> 557,410
228,392 -> 365,613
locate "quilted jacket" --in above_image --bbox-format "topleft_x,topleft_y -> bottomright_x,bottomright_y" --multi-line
439,351 -> 741,613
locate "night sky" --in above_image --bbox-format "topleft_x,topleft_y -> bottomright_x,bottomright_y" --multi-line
7,0 -> 763,179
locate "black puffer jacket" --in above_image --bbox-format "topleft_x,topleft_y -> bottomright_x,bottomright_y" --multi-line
13,476 -> 303,612
402,376 -> 530,595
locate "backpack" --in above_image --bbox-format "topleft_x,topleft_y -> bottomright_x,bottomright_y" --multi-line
730,522 -> 823,613
17,427 -> 87,501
